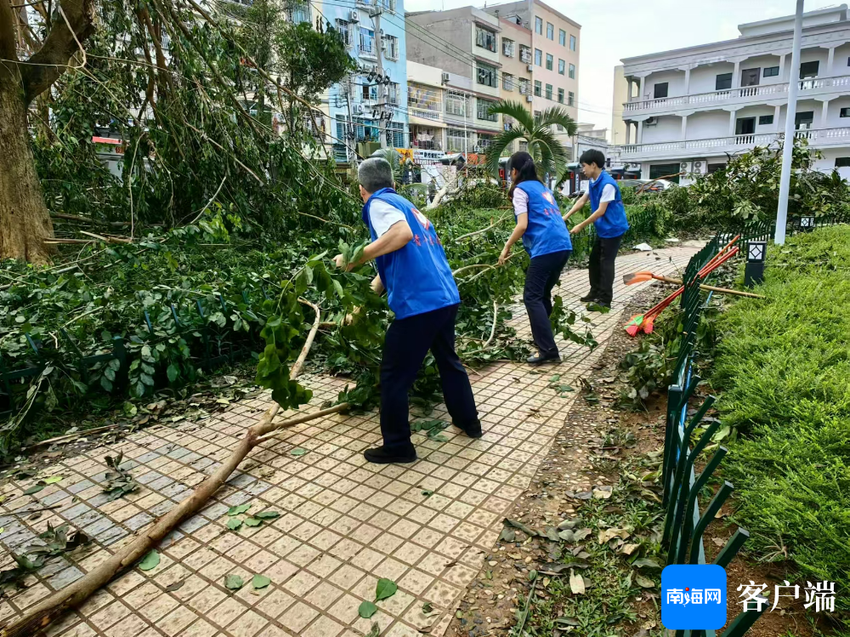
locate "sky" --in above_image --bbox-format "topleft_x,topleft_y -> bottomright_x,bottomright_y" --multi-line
403,0 -> 840,135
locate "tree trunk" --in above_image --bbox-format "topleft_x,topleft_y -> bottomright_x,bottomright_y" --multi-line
0,71 -> 55,264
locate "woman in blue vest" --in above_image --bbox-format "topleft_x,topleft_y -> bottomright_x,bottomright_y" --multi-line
498,152 -> 572,365
334,158 -> 481,464
564,149 -> 629,310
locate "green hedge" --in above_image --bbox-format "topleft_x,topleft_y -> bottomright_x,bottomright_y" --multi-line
712,227 -> 850,607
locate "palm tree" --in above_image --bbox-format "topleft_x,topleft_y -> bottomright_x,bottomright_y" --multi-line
484,100 -> 577,180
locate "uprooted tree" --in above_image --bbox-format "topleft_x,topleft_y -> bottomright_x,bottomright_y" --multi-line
0,0 -> 96,263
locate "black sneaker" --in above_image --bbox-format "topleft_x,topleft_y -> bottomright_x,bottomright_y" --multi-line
586,302 -> 611,313
455,421 -> 483,439
527,353 -> 561,365
579,293 -> 598,303
364,446 -> 417,464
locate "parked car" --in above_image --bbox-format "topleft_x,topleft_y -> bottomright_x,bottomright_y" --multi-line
618,179 -> 676,193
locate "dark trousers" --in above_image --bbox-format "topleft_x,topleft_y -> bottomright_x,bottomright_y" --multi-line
588,235 -> 623,304
523,250 -> 571,358
380,304 -> 478,452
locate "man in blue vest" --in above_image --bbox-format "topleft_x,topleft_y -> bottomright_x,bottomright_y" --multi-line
334,158 -> 481,464
563,150 -> 629,310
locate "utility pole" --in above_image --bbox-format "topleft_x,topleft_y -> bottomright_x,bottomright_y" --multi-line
776,0 -> 804,245
344,76 -> 356,165
371,0 -> 388,148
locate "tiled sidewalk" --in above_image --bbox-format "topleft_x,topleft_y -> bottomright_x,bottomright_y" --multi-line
0,244 -> 700,637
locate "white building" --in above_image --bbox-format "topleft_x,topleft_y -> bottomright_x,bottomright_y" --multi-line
613,4 -> 850,183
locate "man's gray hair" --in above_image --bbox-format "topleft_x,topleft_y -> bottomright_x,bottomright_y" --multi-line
358,157 -> 394,194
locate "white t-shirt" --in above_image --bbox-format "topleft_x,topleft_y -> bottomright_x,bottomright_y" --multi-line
590,175 -> 617,203
369,200 -> 406,237
512,188 -> 529,216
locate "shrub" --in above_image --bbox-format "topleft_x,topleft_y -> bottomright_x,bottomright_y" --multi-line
712,226 -> 850,607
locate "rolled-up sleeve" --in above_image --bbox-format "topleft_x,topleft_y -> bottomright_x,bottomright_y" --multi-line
513,188 -> 529,216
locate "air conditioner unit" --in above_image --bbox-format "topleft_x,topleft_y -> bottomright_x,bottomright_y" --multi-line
692,160 -> 707,175
680,161 -> 691,174
352,104 -> 364,115
441,72 -> 450,84
526,95 -> 533,103
349,9 -> 360,22
645,117 -> 658,126
527,64 -> 533,72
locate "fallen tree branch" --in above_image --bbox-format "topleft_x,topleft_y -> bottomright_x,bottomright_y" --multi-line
454,212 -> 511,242
483,301 -> 499,349
0,300 -> 348,637
22,424 -> 122,451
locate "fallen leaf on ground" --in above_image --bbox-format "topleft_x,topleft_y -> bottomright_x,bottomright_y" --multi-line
569,569 -> 585,595
504,518 -> 537,537
165,581 -> 184,592
632,558 -> 662,569
290,448 -> 308,456
244,518 -> 263,527
375,577 -> 397,602
227,503 -> 251,516
572,528 -> 592,541
620,543 -> 640,556
253,511 -> 280,520
224,574 -> 244,590
252,574 -> 271,589
226,518 -> 243,531
138,550 -> 160,571
636,575 -> 655,588
359,600 -> 378,618
592,486 -> 613,499
598,528 -> 630,544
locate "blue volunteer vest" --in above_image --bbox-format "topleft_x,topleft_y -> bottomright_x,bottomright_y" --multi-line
362,188 -> 460,319
588,171 -> 629,239
515,181 -> 572,258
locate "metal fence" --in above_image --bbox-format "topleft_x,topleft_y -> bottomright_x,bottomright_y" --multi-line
660,236 -> 768,637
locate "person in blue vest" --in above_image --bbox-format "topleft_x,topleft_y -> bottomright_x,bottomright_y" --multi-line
564,149 -> 630,310
497,152 -> 572,365
334,157 -> 481,464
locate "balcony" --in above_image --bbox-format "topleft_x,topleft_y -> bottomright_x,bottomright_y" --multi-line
412,139 -> 442,151
624,75 -> 850,116
615,127 -> 850,162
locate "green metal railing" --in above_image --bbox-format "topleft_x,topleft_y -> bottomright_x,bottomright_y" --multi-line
660,236 -> 768,637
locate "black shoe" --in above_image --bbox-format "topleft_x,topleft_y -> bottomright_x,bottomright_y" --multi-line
364,445 -> 417,464
455,421 -> 483,439
527,353 -> 561,365
586,301 -> 611,313
579,293 -> 598,303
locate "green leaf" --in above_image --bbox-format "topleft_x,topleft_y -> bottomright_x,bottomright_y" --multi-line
140,373 -> 155,386
252,574 -> 271,589
375,578 -> 397,602
421,490 -> 434,497
138,550 -> 160,571
632,557 -> 662,569
228,503 -> 251,516
366,623 -> 380,637
42,476 -> 63,485
23,484 -> 45,495
167,364 -> 179,382
224,574 -> 244,590
290,448 -> 308,456
227,518 -> 243,531
636,574 -> 655,588
244,518 -> 263,527
253,511 -> 280,520
359,600 -> 378,618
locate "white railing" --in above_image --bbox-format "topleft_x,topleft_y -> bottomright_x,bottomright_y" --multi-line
623,75 -> 850,113
410,107 -> 441,121
616,127 -> 850,157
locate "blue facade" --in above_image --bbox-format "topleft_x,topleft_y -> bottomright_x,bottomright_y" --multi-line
317,0 -> 409,160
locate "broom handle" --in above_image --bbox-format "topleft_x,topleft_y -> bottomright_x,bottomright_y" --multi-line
651,275 -> 764,299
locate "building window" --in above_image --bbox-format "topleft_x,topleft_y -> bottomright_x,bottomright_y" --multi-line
547,22 -> 554,40
535,16 -> 543,34
557,88 -> 564,104
362,80 -> 377,101
475,26 -> 496,52
841,107 -> 850,118
383,35 -> 398,60
569,63 -> 576,79
409,85 -> 442,118
519,78 -> 530,95
835,157 -> 850,167
716,72 -> 732,90
741,68 -> 760,87
546,54 -> 553,71
758,114 -> 774,125
795,111 -> 814,129
763,66 -> 779,77
381,0 -> 396,13
519,45 -> 531,64
477,63 -> 498,88
503,73 -> 514,91
387,82 -> 399,105
558,59 -> 565,75
568,91 -> 574,106
534,80 -> 542,97
534,49 -> 542,66
359,27 -> 375,55
503,38 -> 514,57
446,128 -> 468,152
445,91 -> 468,117
290,2 -> 310,24
654,82 -> 668,99
335,19 -> 352,48
800,61 -> 819,78
477,98 -> 498,122
570,34 -> 576,51
559,29 -> 566,46
545,83 -> 553,100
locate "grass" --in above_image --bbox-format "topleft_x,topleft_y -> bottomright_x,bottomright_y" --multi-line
711,226 -> 850,611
